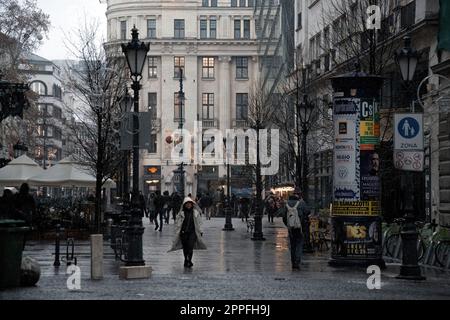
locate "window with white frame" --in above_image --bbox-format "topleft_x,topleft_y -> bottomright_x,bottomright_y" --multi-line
202,57 -> 215,79
147,19 -> 156,39
236,57 -> 248,79
148,57 -> 157,78
202,93 -> 214,119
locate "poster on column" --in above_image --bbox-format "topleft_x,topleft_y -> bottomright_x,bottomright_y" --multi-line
360,150 -> 381,200
333,111 -> 359,201
359,98 -> 380,150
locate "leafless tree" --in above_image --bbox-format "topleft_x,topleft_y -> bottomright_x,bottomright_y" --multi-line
0,0 -> 49,80
274,56 -> 333,202
319,0 -> 399,75
63,19 -> 127,232
0,0 -> 49,163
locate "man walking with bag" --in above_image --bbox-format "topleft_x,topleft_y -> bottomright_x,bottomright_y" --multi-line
278,193 -> 306,270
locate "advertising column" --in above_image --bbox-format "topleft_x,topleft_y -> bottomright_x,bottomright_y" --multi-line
330,72 -> 385,268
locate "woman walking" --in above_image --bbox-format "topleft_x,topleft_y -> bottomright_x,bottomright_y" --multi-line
169,197 -> 207,268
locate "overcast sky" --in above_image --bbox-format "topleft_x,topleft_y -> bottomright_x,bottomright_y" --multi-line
35,0 -> 107,60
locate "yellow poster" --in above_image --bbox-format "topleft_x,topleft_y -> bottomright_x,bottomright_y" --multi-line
332,201 -> 381,216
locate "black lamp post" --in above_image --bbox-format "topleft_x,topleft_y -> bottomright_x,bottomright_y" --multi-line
223,137 -> 234,231
395,36 -> 425,280
176,68 -> 186,198
0,72 -> 29,123
121,26 -> 149,267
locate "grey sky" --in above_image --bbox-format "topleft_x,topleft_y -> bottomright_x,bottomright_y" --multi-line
35,0 -> 107,60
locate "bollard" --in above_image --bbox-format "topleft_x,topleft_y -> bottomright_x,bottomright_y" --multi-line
90,234 -> 103,280
66,238 -> 77,266
53,224 -> 61,267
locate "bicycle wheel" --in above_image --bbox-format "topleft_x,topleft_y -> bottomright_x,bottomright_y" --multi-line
435,241 -> 450,268
385,234 -> 401,258
417,239 -> 427,262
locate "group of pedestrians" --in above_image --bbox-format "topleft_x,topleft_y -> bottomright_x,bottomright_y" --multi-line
0,183 -> 36,226
141,191 -> 183,231
167,188 -> 310,271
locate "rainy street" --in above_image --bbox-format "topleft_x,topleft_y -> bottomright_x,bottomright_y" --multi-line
1,217 -> 450,300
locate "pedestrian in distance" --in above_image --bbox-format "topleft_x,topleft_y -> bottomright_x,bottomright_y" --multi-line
171,192 -> 182,221
138,191 -> 147,218
14,183 -> 36,226
277,193 -> 307,270
147,193 -> 156,224
154,190 -> 164,231
168,197 -> 207,268
0,189 -> 16,220
162,191 -> 171,225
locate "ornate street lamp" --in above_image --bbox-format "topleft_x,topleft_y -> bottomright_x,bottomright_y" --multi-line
121,26 -> 150,268
396,36 -> 418,84
223,137 -> 234,231
0,73 -> 29,123
395,36 -> 425,280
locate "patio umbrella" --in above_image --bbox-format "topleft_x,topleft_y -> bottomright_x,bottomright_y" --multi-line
0,155 -> 44,187
28,158 -> 117,188
28,158 -> 97,187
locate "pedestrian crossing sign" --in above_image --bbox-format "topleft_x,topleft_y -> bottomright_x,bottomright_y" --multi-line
394,114 -> 423,151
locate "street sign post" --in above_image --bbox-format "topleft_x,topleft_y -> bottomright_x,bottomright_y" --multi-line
394,114 -> 424,172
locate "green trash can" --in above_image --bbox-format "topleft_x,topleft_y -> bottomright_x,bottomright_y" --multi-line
0,220 -> 30,289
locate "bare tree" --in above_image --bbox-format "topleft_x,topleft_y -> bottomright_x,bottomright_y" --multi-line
274,57 -> 333,203
0,0 -> 49,163
319,0 -> 399,75
63,19 -> 127,232
0,0 -> 49,80
238,80 -> 279,239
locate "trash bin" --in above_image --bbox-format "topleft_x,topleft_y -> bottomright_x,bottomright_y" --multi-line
0,220 -> 30,289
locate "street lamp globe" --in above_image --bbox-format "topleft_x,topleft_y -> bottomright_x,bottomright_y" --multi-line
121,26 -> 150,80
395,36 -> 418,83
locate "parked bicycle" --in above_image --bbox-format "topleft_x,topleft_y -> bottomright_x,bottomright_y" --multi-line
383,218 -> 428,261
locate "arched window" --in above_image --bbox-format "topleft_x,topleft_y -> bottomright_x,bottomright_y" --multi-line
30,81 -> 47,96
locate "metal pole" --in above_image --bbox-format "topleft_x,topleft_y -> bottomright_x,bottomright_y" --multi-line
223,139 -> 234,231
178,68 -> 185,198
124,80 -> 145,267
53,224 -> 61,267
397,82 -> 425,280
132,80 -> 140,203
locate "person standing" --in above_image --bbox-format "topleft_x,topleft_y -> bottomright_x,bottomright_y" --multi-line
265,192 -> 277,223
147,193 -> 156,224
154,191 -> 164,231
138,191 -> 147,219
169,197 -> 207,268
277,194 -> 307,270
162,191 -> 171,225
14,183 -> 36,226
171,192 -> 182,221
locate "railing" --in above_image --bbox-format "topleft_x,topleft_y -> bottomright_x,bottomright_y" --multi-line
232,119 -> 249,128
202,119 -> 218,129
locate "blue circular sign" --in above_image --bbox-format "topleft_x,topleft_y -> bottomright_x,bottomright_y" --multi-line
398,117 -> 420,139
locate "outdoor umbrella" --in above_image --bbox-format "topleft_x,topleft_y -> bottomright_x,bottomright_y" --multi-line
28,158 -> 98,187
0,155 -> 44,187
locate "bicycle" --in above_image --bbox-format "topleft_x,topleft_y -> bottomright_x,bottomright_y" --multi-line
383,218 -> 427,261
434,240 -> 450,268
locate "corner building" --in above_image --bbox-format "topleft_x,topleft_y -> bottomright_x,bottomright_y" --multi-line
105,0 -> 259,196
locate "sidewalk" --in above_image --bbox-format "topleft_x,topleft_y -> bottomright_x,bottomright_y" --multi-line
1,217 -> 450,300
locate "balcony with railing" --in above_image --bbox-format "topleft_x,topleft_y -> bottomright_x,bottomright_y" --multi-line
202,118 -> 218,129
232,119 -> 250,128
